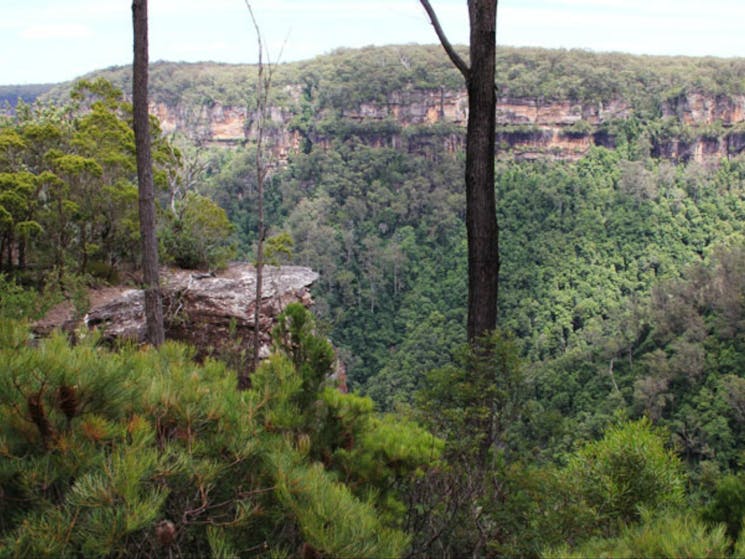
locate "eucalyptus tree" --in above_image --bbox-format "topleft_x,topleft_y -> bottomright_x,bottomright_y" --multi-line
132,0 -> 164,346
419,0 -> 499,341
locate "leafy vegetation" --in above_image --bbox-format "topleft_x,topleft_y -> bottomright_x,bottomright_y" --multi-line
9,44 -> 745,555
37,45 -> 745,113
0,305 -> 438,558
544,512 -> 732,559
0,83 -> 55,108
0,78 -> 236,300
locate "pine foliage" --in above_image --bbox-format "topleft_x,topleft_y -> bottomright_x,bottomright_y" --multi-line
0,307 -> 439,557
544,512 -> 731,559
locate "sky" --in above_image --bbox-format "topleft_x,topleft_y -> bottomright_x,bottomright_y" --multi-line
3,0 -> 745,85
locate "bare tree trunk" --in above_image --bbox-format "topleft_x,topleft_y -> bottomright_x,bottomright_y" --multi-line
79,226 -> 88,275
2,233 -> 10,272
420,0 -> 499,342
132,0 -> 165,347
465,1 -> 499,341
238,0 -> 273,389
18,233 -> 26,270
251,160 -> 265,376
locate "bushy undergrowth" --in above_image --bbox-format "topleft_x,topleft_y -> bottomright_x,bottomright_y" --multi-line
0,304 -> 441,558
544,512 -> 731,559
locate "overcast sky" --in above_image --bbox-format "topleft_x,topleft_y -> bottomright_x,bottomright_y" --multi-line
3,0 -> 745,85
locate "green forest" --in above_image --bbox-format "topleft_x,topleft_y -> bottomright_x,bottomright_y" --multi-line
6,44 -> 745,557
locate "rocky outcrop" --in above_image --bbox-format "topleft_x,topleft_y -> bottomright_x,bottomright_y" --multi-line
147,85 -> 745,163
662,92 -> 745,126
34,264 -> 318,360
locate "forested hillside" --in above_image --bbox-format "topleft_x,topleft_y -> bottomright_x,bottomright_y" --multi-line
6,45 -> 745,556
0,83 -> 55,108
29,45 -> 745,162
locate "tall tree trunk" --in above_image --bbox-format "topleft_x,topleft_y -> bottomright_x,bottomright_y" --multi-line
250,46 -> 267,381
465,0 -> 499,341
18,233 -> 26,270
239,0 -> 271,389
247,97 -> 266,386
7,232 -> 13,271
79,226 -> 88,275
1,234 -> 8,272
132,0 -> 165,346
251,164 -> 265,377
420,0 -> 499,341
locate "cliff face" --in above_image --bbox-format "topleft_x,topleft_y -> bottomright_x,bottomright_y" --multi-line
21,46 -> 745,163
150,87 -> 745,163
150,99 -> 302,161
663,92 -> 745,125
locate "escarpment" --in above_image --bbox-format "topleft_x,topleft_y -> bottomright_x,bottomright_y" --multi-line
20,45 -> 745,163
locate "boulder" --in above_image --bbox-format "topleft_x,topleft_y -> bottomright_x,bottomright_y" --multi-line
34,264 -> 319,361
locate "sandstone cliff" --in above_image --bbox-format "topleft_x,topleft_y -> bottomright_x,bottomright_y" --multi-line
28,46 -> 745,163
151,87 -> 745,163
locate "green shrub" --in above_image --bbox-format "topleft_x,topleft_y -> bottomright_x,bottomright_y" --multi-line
161,192 -> 236,270
703,473 -> 745,541
544,512 -> 730,559
563,418 -> 685,530
0,306 -> 437,558
0,274 -> 48,320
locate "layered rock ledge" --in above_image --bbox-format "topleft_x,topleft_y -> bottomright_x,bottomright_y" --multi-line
34,264 -> 318,360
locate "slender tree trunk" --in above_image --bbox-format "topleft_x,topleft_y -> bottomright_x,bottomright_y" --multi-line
132,0 -> 165,346
1,234 -> 8,272
6,232 -> 13,271
420,0 -> 499,341
79,226 -> 88,275
239,0 -> 271,389
250,87 -> 266,381
251,163 -> 265,376
465,0 -> 499,341
18,233 -> 26,270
